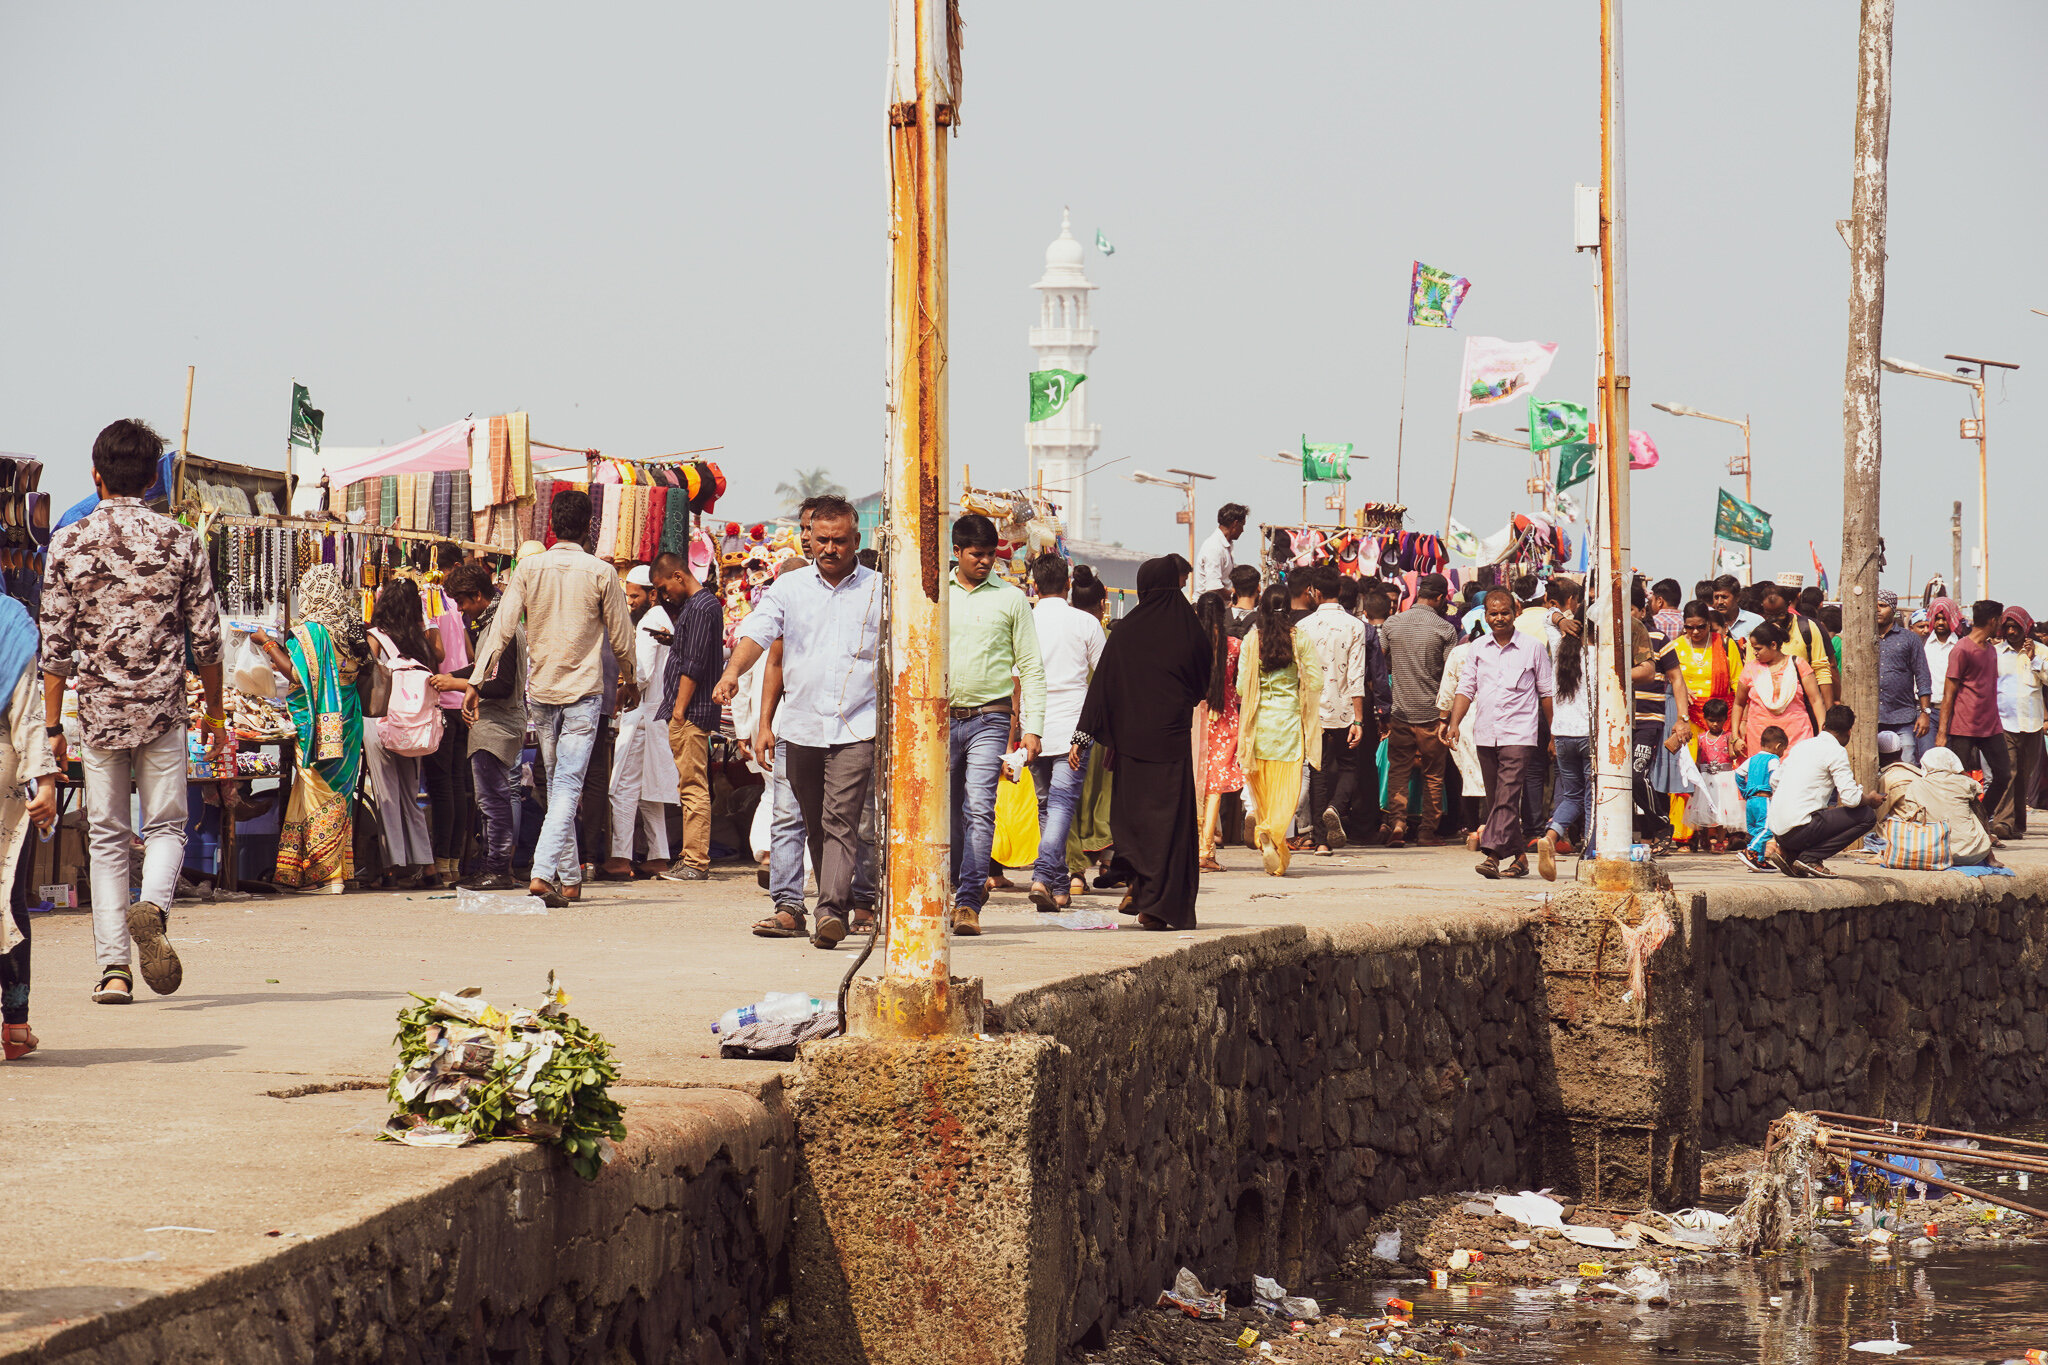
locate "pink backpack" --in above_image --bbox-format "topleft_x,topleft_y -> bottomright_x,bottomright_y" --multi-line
368,628 -> 445,758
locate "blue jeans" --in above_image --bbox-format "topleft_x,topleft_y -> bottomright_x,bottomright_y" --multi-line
949,712 -> 1010,911
469,752 -> 515,876
1547,735 -> 1592,845
1029,746 -> 1089,892
770,738 -> 877,910
531,695 -> 602,886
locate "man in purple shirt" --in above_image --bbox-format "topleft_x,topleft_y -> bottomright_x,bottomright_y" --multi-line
1936,598 -> 2010,824
1444,589 -> 1555,881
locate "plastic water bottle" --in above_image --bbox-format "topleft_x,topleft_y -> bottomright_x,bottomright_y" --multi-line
713,991 -> 825,1035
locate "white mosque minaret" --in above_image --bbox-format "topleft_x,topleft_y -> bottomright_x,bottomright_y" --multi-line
1026,209 -> 1101,540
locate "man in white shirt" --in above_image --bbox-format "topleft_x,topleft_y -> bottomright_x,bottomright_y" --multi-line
1298,564 -> 1367,853
600,565 -> 679,879
1764,703 -> 1882,878
1023,556 -> 1106,909
1194,502 -> 1248,598
1992,606 -> 2048,839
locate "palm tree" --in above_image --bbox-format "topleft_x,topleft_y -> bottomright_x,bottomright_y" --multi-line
775,467 -> 848,511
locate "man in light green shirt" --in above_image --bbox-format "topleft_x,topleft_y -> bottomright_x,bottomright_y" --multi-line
947,515 -> 1045,935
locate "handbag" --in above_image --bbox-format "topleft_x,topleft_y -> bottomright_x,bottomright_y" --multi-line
357,653 -> 391,719
1878,815 -> 1951,871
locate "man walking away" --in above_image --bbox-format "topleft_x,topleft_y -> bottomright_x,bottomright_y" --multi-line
946,515 -> 1045,936
1936,599 -> 2009,828
1299,564 -> 1366,853
1444,589 -> 1554,880
462,489 -> 636,907
650,549 -> 721,881
1024,555 -> 1105,910
43,419 -> 225,1003
1763,704 -> 1882,878
429,562 -> 525,891
601,566 -> 678,878
1196,503 -> 1247,599
714,497 -> 883,948
1379,574 -> 1457,847
1873,588 -> 1932,764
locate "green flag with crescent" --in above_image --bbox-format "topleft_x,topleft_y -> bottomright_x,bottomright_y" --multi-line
1029,369 -> 1085,422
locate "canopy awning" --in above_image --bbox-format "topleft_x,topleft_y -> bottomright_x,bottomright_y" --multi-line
323,420 -> 473,486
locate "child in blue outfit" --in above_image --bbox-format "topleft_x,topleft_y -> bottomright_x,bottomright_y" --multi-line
1736,726 -> 1789,872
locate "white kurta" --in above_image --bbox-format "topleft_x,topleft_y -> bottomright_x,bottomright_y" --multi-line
613,606 -> 681,804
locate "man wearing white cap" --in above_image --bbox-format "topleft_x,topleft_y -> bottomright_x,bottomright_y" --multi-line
600,565 -> 680,878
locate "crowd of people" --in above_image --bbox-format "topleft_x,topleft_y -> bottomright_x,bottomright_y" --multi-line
5,427 -> 2043,1060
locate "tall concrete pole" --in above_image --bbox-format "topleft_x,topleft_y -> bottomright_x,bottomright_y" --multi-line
1837,0 -> 1892,789
1588,0 -> 1636,877
869,0 -> 977,1037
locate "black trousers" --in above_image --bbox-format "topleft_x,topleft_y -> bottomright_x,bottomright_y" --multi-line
575,724 -> 616,869
422,711 -> 472,861
1309,728 -> 1361,841
787,740 -> 875,925
1778,804 -> 1879,864
1476,744 -> 1540,860
1631,722 -> 1672,840
1949,732 -> 2011,831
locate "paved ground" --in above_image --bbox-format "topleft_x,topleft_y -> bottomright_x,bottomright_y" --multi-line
4,833 -> 2040,1354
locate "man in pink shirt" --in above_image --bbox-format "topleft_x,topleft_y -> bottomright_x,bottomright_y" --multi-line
1936,598 -> 2010,827
1445,588 -> 1555,881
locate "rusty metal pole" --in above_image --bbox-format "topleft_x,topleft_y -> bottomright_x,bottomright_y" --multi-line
863,0 -> 979,1039
1586,0 -> 1637,879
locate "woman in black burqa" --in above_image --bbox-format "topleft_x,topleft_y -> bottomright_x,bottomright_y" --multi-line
1072,556 -> 1212,930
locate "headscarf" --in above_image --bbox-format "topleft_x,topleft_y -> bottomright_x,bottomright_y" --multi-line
1876,588 -> 1898,608
1074,556 -> 1212,762
1928,597 -> 1964,634
1911,609 -> 1928,626
1920,746 -> 1964,774
297,563 -> 367,666
1999,604 -> 2035,638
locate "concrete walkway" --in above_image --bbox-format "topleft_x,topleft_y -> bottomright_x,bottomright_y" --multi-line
4,834 -> 2040,1355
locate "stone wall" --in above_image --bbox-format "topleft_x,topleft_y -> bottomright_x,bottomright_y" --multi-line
1699,880 -> 2048,1149
11,1087 -> 795,1365
998,915 -> 1545,1350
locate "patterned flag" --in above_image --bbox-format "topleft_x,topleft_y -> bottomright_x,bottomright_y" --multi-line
1028,369 -> 1086,422
289,383 -> 323,453
1628,430 -> 1660,470
1095,229 -> 1115,256
1810,543 -> 1831,596
1528,397 -> 1589,451
1301,437 -> 1354,483
1408,262 -> 1471,328
1458,337 -> 1559,412
1714,488 -> 1775,550
1554,441 -> 1596,492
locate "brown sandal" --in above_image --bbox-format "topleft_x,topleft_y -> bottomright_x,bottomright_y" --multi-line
849,909 -> 879,934
1137,913 -> 1172,931
752,907 -> 807,938
1198,855 -> 1225,873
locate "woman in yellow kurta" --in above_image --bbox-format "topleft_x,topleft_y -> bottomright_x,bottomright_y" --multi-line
1664,601 -> 1743,842
1236,587 -> 1323,877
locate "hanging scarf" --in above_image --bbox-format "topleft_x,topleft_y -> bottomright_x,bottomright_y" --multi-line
1753,656 -> 1800,712
296,563 -> 366,679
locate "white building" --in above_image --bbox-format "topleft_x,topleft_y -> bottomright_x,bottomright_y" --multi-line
1027,209 -> 1101,541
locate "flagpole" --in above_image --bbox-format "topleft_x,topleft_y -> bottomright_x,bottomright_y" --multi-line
285,376 -> 296,511
1442,411 -> 1465,540
1394,325 -> 1413,504
179,365 -> 196,461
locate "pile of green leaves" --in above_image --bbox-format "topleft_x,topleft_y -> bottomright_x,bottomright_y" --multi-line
383,979 -> 627,1182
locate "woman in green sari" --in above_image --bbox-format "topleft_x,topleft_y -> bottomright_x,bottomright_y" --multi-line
254,565 -> 366,892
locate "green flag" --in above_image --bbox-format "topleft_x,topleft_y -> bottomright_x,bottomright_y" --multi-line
1095,228 -> 1115,256
289,383 -> 323,452
1553,441 -> 1596,492
1028,369 -> 1086,422
1714,488 -> 1775,550
1301,436 -> 1354,483
1528,396 -> 1589,452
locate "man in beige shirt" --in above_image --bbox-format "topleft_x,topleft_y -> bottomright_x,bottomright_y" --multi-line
462,489 -> 636,905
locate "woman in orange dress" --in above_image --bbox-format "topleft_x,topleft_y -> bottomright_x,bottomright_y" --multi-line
1194,591 -> 1244,872
1732,618 -> 1825,759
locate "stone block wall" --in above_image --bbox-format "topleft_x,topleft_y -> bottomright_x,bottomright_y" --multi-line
1699,887 -> 2048,1148
997,916 -> 1545,1350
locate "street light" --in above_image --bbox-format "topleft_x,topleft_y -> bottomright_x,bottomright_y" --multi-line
1127,467 -> 1214,572
1651,401 -> 1753,583
1880,353 -> 2019,598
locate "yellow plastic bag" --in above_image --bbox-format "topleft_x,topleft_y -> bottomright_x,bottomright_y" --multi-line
989,765 -> 1040,869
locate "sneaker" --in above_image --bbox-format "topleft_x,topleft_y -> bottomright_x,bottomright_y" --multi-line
459,872 -> 520,892
1321,808 -> 1346,850
1475,856 -> 1501,880
658,863 -> 709,882
1738,849 -> 1773,874
126,901 -> 183,995
1536,831 -> 1558,882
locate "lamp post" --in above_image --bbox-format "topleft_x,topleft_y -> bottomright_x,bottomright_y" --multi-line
1880,354 -> 2018,599
1651,401 -> 1752,583
1129,468 -> 1214,572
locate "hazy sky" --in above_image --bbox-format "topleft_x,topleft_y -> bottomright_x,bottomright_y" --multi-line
4,2 -> 2042,597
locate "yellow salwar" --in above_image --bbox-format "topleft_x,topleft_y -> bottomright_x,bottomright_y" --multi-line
1245,758 -> 1304,876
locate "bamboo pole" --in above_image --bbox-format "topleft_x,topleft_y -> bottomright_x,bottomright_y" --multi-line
1852,1153 -> 2048,1220
1812,1111 -> 2048,1157
1394,325 -> 1413,504
179,365 -> 196,458
1441,412 -> 1464,540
